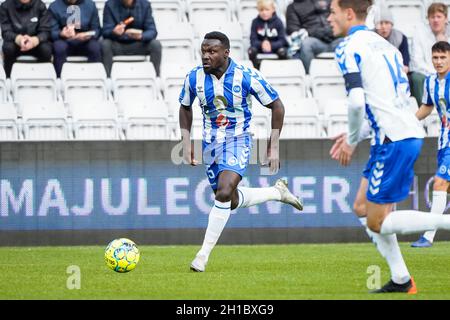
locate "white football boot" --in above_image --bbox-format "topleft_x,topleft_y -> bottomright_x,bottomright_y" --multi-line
274,178 -> 303,211
190,254 -> 208,272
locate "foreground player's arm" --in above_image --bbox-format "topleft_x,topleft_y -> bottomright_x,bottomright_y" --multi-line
266,98 -> 285,173
416,104 -> 434,120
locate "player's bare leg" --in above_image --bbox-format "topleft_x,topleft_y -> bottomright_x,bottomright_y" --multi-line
411,177 -> 449,247
191,172 -> 303,272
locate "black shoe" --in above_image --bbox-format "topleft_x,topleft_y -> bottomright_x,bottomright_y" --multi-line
370,278 -> 417,294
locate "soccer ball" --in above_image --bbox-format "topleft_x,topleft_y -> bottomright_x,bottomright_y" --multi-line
105,238 -> 140,273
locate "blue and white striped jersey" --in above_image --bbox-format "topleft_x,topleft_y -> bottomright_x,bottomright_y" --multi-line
179,59 -> 279,144
423,73 -> 450,150
335,25 -> 425,145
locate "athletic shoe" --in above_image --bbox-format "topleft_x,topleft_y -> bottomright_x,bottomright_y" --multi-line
274,178 -> 303,211
370,277 -> 417,294
190,254 -> 208,272
411,236 -> 433,248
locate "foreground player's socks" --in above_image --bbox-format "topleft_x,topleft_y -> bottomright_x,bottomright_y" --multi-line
237,186 -> 281,208
380,211 -> 450,235
370,277 -> 417,294
423,191 -> 447,243
197,200 -> 231,259
360,218 -> 411,285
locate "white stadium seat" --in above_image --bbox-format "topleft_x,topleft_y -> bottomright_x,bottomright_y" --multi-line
309,58 -> 346,112
111,62 -> 161,104
122,102 -> 170,140
151,0 -> 187,26
21,102 -> 70,141
236,0 -> 258,36
323,99 -> 348,138
71,102 -> 120,140
249,98 -> 271,139
61,63 -> 109,105
0,103 -> 19,141
161,63 -> 193,117
187,0 -> 235,25
384,0 -> 426,27
280,98 -> 322,139
0,66 -> 8,103
157,22 -> 196,65
10,63 -> 58,105
259,59 -> 307,101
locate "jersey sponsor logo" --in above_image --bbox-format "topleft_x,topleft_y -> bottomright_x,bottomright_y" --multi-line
440,165 -> 447,175
215,114 -> 229,127
233,85 -> 241,93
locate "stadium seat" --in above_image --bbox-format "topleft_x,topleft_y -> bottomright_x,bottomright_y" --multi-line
280,98 -> 322,139
157,22 -> 196,65
250,98 -> 271,139
384,0 -> 426,27
194,22 -> 245,61
236,0 -> 258,36
187,0 -> 235,25
71,101 -> 120,140
61,63 -> 109,105
122,102 -> 170,140
259,59 -> 307,101
323,99 -> 348,138
309,58 -> 346,112
10,63 -> 58,105
151,0 -> 187,26
21,102 -> 70,141
0,65 -> 9,103
111,62 -> 161,105
0,103 -> 19,141
160,63 -> 193,117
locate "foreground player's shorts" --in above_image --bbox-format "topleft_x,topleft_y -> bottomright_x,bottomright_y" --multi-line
203,134 -> 253,190
436,147 -> 450,181
365,138 -> 423,204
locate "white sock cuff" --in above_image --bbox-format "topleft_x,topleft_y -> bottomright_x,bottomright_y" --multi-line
433,190 -> 448,196
214,200 -> 231,210
359,217 -> 367,227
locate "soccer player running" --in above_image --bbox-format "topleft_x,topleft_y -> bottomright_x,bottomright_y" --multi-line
328,0 -> 450,294
411,41 -> 450,248
179,31 -> 303,272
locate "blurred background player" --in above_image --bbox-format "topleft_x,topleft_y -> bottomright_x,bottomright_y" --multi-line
179,31 -> 303,272
328,0 -> 450,294
410,2 -> 450,107
248,0 -> 288,69
411,41 -> 450,248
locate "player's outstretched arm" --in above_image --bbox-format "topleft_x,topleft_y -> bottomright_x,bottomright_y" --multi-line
179,104 -> 198,166
266,98 -> 285,173
415,104 -> 434,121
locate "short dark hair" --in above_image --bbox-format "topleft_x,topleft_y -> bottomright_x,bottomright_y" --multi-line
338,0 -> 373,20
203,31 -> 230,49
432,41 -> 450,53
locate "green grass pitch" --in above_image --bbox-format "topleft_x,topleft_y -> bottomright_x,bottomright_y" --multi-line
1,242 -> 450,300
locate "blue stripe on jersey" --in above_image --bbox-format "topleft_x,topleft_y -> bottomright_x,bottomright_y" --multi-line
188,69 -> 198,104
366,104 -> 381,145
224,67 -> 237,131
434,77 -> 444,150
241,71 -> 253,131
383,54 -> 398,94
204,74 -> 219,139
445,78 -> 450,149
425,76 -> 432,105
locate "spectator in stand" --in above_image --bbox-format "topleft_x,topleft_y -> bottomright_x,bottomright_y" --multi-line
374,4 -> 410,74
286,0 -> 341,73
49,0 -> 102,77
410,2 -> 450,105
0,0 -> 52,77
248,0 -> 288,69
102,0 -> 161,77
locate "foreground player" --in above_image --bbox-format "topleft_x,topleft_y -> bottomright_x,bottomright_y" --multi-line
411,41 -> 450,248
179,31 -> 303,272
328,0 -> 450,294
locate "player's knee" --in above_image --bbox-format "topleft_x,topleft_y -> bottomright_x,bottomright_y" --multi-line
215,186 -> 234,203
353,201 -> 366,217
366,216 -> 382,233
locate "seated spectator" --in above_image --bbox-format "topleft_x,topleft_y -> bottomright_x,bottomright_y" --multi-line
0,0 -> 52,77
374,5 -> 410,73
410,2 -> 450,105
102,0 -> 162,77
286,0 -> 341,73
49,0 -> 102,77
248,0 -> 288,69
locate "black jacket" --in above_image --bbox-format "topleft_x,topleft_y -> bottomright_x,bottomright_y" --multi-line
286,0 -> 334,43
0,0 -> 51,43
250,13 -> 288,52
